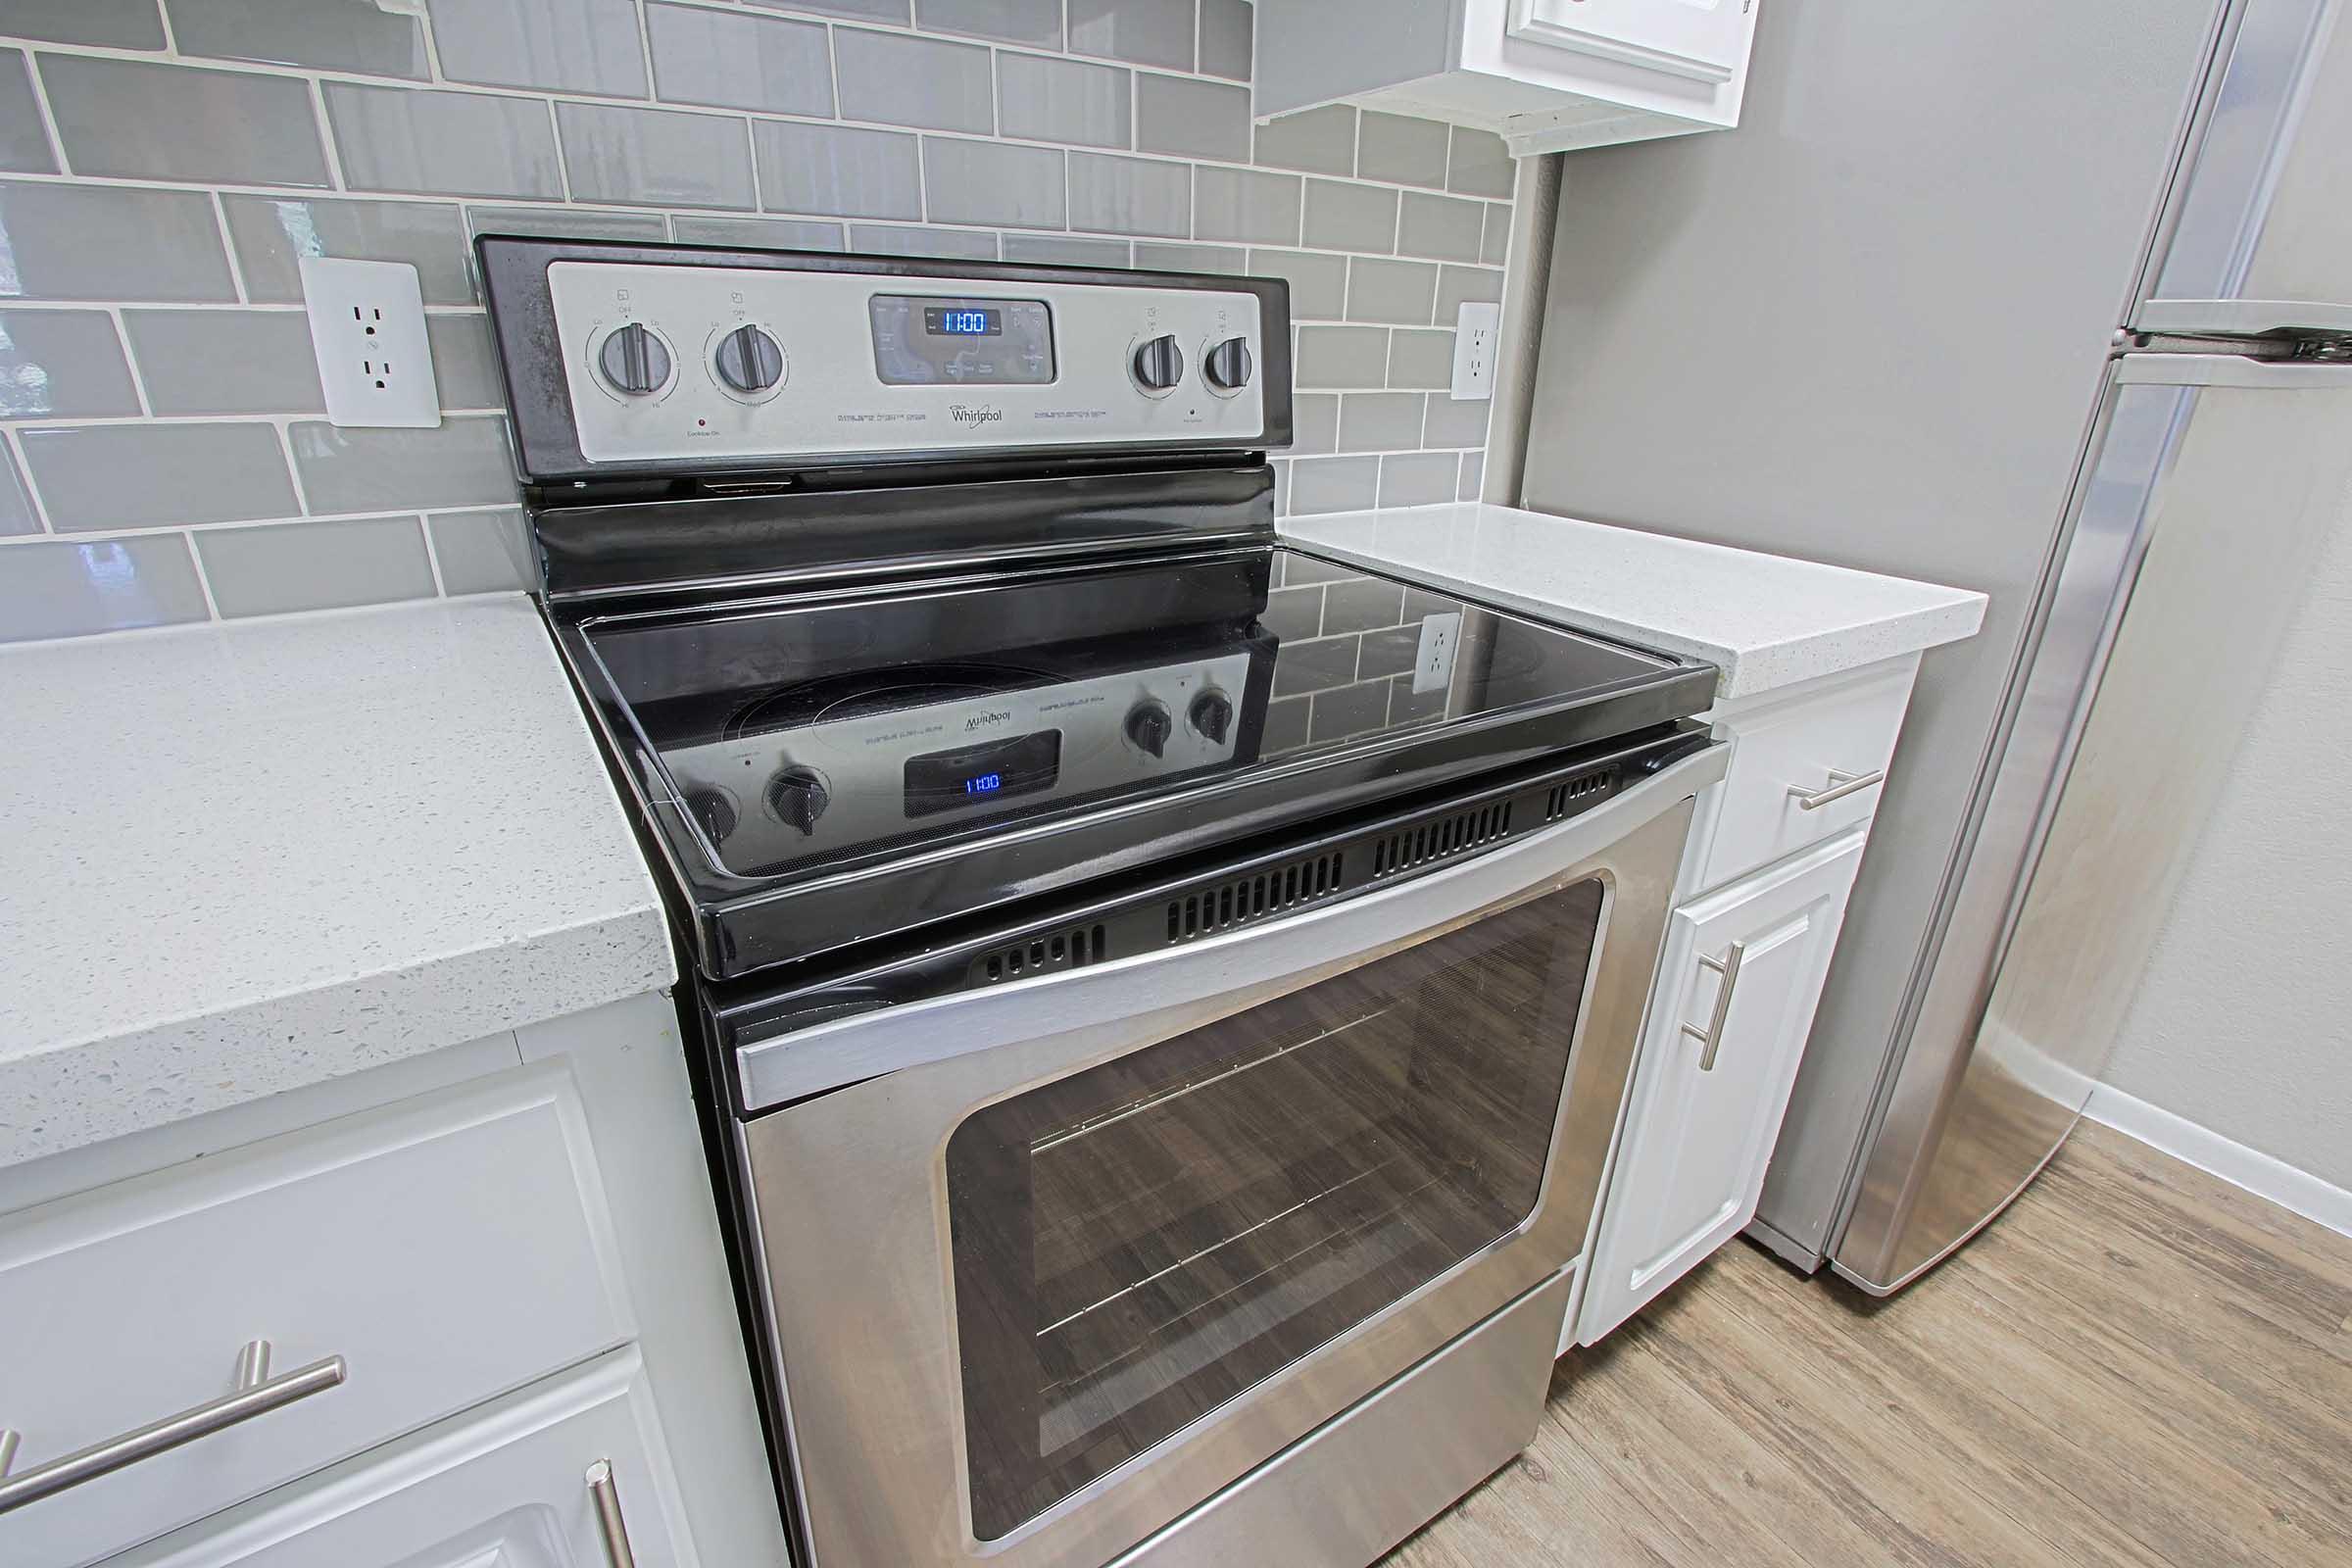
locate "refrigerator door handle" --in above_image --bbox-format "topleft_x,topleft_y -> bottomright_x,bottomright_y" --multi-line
2134,299 -> 2352,340
2118,352 -> 2352,390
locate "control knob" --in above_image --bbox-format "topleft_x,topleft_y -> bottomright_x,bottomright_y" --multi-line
685,789 -> 738,845
1125,700 -> 1173,759
766,765 -> 830,836
1131,334 -> 1184,392
1188,689 -> 1234,745
1204,336 -> 1253,391
714,323 -> 785,393
597,321 -> 671,396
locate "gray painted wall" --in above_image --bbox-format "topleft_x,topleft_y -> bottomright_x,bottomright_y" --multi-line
2101,471 -> 2352,1193
0,0 -> 1519,644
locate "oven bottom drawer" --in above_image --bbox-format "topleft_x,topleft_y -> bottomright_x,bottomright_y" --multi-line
1110,1265 -> 1571,1568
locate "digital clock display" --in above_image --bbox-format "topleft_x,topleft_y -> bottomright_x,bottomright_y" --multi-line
925,306 -> 1002,336
905,731 -> 1061,817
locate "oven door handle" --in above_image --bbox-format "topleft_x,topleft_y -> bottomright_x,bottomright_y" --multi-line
735,744 -> 1727,1110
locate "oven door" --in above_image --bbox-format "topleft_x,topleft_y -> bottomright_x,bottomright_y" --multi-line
733,745 -> 1722,1568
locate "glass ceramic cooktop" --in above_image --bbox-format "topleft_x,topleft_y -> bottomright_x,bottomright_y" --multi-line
578,546 -> 1681,878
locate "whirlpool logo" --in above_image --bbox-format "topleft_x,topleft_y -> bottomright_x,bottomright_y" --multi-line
949,403 -> 1004,426
966,710 -> 1013,730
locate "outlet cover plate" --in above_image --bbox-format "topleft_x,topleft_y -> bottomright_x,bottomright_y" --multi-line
1450,302 -> 1499,401
299,256 -> 441,428
1412,612 -> 1462,694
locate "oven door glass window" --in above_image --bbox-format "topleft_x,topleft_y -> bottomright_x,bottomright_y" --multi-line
944,878 -> 1605,1541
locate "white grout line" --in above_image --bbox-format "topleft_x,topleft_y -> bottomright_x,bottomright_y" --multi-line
416,512 -> 449,597
307,77 -> 349,193
2,424 -> 53,533
101,304 -> 155,417
207,191 -> 253,304
19,46 -> 72,177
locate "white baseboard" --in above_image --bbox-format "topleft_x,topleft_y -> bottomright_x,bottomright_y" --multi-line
2082,1083 -> 2352,1240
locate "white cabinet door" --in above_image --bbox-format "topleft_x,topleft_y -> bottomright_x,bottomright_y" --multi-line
116,1348 -> 693,1568
1508,0 -> 1760,84
1578,828 -> 1865,1345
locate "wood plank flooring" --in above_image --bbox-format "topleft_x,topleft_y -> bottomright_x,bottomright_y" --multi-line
1384,1123 -> 2352,1567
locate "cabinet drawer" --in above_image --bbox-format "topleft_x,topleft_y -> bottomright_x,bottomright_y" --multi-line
1697,663 -> 1912,892
115,1348 -> 689,1568
0,1065 -> 632,1568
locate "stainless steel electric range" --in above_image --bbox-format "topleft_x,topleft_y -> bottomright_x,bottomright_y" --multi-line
479,236 -> 1727,1568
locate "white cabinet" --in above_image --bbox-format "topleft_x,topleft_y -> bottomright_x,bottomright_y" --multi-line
114,1348 -> 687,1568
1253,0 -> 1761,156
1577,829 -> 1865,1343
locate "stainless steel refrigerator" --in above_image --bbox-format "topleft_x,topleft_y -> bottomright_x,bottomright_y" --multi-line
1520,0 -> 2352,1293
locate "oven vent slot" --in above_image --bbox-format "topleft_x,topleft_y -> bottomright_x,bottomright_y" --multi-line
979,922 -> 1108,983
1166,852 -> 1344,943
1371,801 -> 1510,878
1544,767 -> 1615,821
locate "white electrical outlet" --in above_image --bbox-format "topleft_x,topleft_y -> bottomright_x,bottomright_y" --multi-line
299,257 -> 441,428
1412,612 -> 1462,695
1449,302 -> 1499,401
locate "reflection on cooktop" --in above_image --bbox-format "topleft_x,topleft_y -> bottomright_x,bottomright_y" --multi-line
573,546 -> 1674,877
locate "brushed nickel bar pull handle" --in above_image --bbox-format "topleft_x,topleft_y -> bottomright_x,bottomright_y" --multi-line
1788,768 -> 1886,810
587,1458 -> 640,1568
0,1341 -> 345,1516
1680,941 -> 1747,1071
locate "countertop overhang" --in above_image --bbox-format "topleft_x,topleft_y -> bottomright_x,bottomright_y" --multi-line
0,595 -> 672,1170
1280,503 -> 1987,701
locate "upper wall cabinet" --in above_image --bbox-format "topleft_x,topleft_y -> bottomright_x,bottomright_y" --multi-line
1253,0 -> 1761,156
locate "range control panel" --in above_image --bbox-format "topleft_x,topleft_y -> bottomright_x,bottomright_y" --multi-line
665,650 -> 1258,873
545,260 -> 1268,465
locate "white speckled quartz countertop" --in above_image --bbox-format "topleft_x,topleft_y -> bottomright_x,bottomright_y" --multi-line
1280,503 -> 1987,701
0,595 -> 672,1169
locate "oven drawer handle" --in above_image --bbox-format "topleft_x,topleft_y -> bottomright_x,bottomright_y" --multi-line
0,1340 -> 346,1516
587,1458 -> 640,1568
1788,768 -> 1886,811
1680,941 -> 1747,1072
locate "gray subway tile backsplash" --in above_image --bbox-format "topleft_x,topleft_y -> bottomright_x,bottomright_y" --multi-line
0,182 -> 236,302
2,0 -> 1515,642
556,102 -> 757,211
225,196 -> 474,306
1069,152 -> 1191,237
427,0 -> 649,99
22,422 -> 299,530
167,0 -> 430,79
38,54 -> 330,188
196,514 -> 436,618
1346,257 -> 1440,326
1194,167 -> 1300,245
325,83 -> 564,199
836,29 -> 994,135
0,534 -> 210,643
1254,106 -> 1355,178
1379,451 -> 1458,508
0,310 -> 141,419
1,1 -> 167,51
1288,455 -> 1381,516
670,215 -> 848,251
1397,191 -> 1486,264
998,53 -> 1130,149
1337,392 -> 1425,454
1357,112 -> 1448,189
922,137 -> 1065,229
1069,0 -> 1196,70
646,2 -> 833,119
848,222 -> 999,259
917,0 -> 1064,48
124,309 -> 325,416
1136,74 -> 1250,164
0,51 -> 56,173
1198,0 -> 1252,81
428,507 -> 534,595
755,120 -> 923,220
1302,179 -> 1397,254
1296,325 -> 1391,389
1458,451 -> 1485,501
1447,127 -> 1516,199
288,416 -> 515,514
